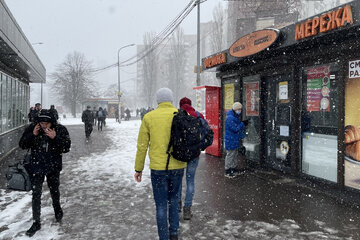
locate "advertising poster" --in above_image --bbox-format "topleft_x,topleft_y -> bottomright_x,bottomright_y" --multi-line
245,82 -> 259,116
306,65 -> 331,112
345,61 -> 360,190
224,83 -> 234,110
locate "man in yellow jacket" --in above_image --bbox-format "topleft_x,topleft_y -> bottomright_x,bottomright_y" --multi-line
134,88 -> 186,240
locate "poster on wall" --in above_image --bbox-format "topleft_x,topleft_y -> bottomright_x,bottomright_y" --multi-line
306,65 -> 331,112
224,83 -> 234,110
245,82 -> 259,116
345,61 -> 360,190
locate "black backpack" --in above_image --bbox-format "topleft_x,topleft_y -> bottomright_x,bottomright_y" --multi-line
166,109 -> 201,169
196,112 -> 214,151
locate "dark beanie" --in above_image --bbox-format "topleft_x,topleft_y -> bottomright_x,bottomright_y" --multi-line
36,109 -> 56,123
179,97 -> 191,107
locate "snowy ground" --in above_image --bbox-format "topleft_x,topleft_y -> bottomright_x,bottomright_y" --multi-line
0,118 -> 358,239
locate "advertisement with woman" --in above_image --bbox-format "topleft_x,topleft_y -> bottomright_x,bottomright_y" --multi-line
345,59 -> 360,190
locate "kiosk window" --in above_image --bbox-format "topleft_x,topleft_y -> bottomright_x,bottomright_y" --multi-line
302,64 -> 338,134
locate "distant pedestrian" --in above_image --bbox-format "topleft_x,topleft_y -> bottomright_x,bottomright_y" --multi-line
49,105 -> 59,121
92,107 -> 97,126
177,97 -> 204,220
125,108 -> 131,121
115,108 -> 119,122
103,108 -> 108,126
28,103 -> 41,122
140,107 -> 146,120
97,107 -> 105,131
134,88 -> 186,240
224,102 -> 246,178
81,105 -> 94,139
19,109 -> 71,237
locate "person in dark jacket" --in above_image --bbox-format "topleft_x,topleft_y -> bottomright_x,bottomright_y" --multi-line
125,108 -> 131,121
224,102 -> 245,178
81,105 -> 94,139
19,109 -> 71,237
49,105 -> 59,120
97,107 -> 105,131
28,103 -> 42,122
177,97 -> 204,221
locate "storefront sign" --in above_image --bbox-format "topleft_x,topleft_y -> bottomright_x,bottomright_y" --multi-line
203,52 -> 227,69
306,65 -> 331,112
224,83 -> 234,110
245,82 -> 259,116
349,60 -> 360,79
279,82 -> 288,100
229,29 -> 279,58
295,5 -> 353,41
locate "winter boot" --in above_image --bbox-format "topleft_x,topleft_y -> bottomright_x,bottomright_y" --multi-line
25,221 -> 41,237
170,235 -> 178,240
178,200 -> 182,213
55,208 -> 63,222
224,169 -> 235,178
183,206 -> 192,220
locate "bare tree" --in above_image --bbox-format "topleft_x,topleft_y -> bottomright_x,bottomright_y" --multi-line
139,32 -> 159,107
211,3 -> 225,53
166,27 -> 187,103
51,51 -> 95,117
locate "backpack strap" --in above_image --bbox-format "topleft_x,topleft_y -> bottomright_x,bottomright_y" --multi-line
196,111 -> 201,118
166,112 -> 177,171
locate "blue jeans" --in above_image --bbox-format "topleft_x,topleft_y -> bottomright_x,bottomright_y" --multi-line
151,169 -> 184,240
178,157 -> 199,207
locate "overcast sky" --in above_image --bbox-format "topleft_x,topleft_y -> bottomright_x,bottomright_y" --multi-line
5,0 -> 225,104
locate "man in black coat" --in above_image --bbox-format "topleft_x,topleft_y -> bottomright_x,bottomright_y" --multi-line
19,109 -> 71,237
81,105 -> 94,139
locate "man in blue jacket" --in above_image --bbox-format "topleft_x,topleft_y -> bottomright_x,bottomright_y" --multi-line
224,102 -> 245,178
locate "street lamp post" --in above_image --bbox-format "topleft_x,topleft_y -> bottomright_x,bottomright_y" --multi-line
117,43 -> 135,123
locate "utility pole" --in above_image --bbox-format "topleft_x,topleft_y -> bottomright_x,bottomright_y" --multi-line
196,0 -> 201,86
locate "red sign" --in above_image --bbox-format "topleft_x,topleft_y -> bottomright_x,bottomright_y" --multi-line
245,82 -> 260,116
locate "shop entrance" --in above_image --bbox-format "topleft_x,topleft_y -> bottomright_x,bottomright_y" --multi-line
263,74 -> 292,172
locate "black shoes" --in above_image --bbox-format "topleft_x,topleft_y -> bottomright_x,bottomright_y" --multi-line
25,221 -> 41,237
55,208 -> 63,222
170,235 -> 178,240
183,206 -> 192,220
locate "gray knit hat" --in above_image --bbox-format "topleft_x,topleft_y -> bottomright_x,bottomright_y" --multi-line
156,88 -> 174,104
232,102 -> 242,110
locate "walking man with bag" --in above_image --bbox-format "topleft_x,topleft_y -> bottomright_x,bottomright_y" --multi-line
19,109 -> 71,237
134,88 -> 186,240
224,102 -> 246,178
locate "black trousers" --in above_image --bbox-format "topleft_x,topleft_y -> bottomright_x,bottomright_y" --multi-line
85,123 -> 93,137
30,171 -> 61,222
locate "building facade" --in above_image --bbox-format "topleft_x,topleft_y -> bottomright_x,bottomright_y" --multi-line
0,0 -> 46,159
203,1 -> 360,192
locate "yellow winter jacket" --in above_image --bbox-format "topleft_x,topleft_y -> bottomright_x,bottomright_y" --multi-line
135,102 -> 187,171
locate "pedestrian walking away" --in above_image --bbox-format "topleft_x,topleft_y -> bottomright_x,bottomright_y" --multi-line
97,107 -> 105,131
28,103 -> 42,122
134,88 -> 186,240
81,105 -> 94,139
18,109 -> 71,237
92,106 -> 98,126
176,97 -> 204,220
50,105 -> 59,121
224,102 -> 246,178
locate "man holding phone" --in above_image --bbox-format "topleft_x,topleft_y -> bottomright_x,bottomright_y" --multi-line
19,109 -> 71,237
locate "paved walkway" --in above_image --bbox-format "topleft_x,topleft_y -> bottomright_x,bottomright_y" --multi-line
1,121 -> 360,239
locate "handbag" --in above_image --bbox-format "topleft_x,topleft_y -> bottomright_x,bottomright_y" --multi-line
6,150 -> 32,191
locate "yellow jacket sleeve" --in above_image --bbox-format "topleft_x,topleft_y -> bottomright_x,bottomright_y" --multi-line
135,117 -> 150,172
